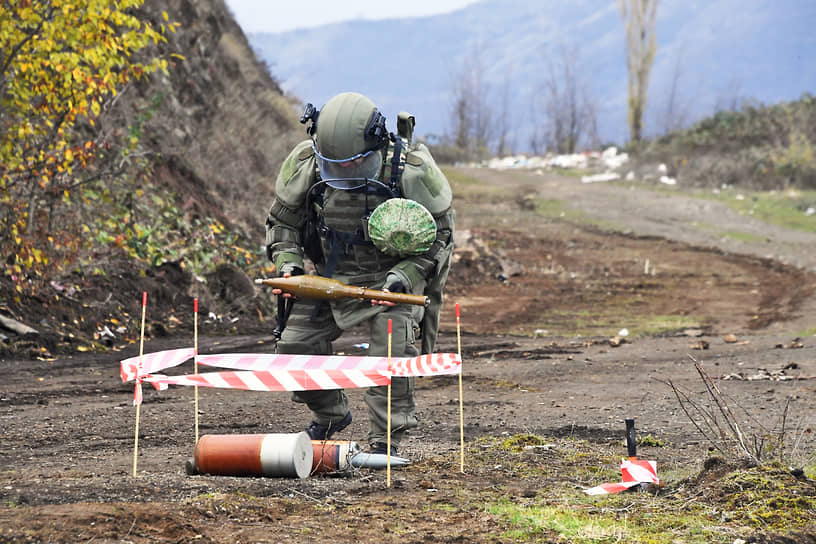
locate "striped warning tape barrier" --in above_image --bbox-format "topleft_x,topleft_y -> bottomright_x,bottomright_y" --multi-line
196,352 -> 461,377
144,367 -> 392,392
120,347 -> 196,382
583,458 -> 659,495
196,353 -> 382,371
120,350 -> 461,394
390,353 -> 461,376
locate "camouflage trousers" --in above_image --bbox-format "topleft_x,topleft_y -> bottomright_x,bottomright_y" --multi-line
276,297 -> 423,448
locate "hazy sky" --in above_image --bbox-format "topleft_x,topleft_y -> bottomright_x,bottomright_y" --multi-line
224,0 -> 480,33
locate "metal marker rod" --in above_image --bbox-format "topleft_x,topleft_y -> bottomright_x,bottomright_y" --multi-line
625,418 -> 637,459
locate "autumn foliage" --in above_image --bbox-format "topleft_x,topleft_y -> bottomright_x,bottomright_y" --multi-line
0,0 -> 177,289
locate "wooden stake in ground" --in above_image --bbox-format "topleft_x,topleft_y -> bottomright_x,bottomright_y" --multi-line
132,291 -> 147,478
386,318 -> 392,488
456,303 -> 464,473
194,298 -> 199,445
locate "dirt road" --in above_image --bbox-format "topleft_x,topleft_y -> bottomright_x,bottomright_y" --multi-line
1,168 -> 815,543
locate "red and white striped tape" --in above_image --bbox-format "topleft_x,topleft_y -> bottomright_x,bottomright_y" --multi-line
196,352 -> 461,377
390,353 -> 461,377
120,347 -> 196,382
197,353 -> 385,371
583,458 -> 658,495
133,382 -> 143,406
621,458 -> 658,484
121,349 -> 460,395
144,368 -> 391,392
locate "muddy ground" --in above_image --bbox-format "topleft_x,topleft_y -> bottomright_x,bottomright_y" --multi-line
1,167 -> 816,543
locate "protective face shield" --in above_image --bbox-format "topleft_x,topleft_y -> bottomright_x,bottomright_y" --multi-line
306,92 -> 388,189
312,143 -> 383,189
367,198 -> 437,256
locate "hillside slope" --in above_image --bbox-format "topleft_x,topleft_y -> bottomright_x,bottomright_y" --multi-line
0,0 -> 302,354
117,0 -> 302,234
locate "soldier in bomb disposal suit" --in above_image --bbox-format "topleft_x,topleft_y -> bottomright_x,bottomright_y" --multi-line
264,92 -> 454,457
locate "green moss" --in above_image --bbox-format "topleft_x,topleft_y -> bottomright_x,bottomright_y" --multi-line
638,435 -> 666,448
500,434 -> 548,452
720,465 -> 816,531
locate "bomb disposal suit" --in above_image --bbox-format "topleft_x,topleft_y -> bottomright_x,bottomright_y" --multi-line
264,92 -> 455,451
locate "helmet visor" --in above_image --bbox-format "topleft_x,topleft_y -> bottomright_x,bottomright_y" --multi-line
313,143 -> 383,184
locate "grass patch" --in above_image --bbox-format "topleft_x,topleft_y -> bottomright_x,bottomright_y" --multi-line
442,168 -> 484,187
795,326 -> 816,337
534,196 -> 630,232
532,310 -> 702,338
705,189 -> 816,232
487,498 -> 726,543
720,230 -> 768,242
551,167 -> 594,179
626,314 -> 703,337
443,168 -> 505,202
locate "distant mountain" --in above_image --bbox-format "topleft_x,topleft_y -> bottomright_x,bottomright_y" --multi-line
246,0 -> 815,150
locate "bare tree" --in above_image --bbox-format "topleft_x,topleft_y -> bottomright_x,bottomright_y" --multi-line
540,43 -> 598,153
528,93 -> 544,155
715,75 -> 744,113
448,43 -> 494,160
619,0 -> 659,144
450,87 -> 471,151
657,50 -> 690,135
494,79 -> 514,157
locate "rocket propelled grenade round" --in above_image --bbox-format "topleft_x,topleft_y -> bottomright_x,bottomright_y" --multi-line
255,275 -> 429,307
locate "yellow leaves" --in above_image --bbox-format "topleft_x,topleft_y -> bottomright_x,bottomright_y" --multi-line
1,0 -> 181,279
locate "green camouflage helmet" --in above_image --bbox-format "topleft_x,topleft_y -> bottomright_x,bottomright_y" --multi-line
368,198 -> 437,256
314,92 -> 387,160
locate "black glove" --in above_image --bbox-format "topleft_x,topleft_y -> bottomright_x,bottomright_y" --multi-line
279,264 -> 304,277
383,274 -> 406,293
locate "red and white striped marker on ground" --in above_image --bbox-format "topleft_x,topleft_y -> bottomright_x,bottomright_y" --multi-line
583,418 -> 659,495
583,458 -> 659,495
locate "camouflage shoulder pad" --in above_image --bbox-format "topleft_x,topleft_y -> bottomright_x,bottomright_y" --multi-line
275,140 -> 316,208
400,144 -> 452,216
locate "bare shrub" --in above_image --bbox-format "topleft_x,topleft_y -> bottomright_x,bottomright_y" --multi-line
660,355 -> 814,468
